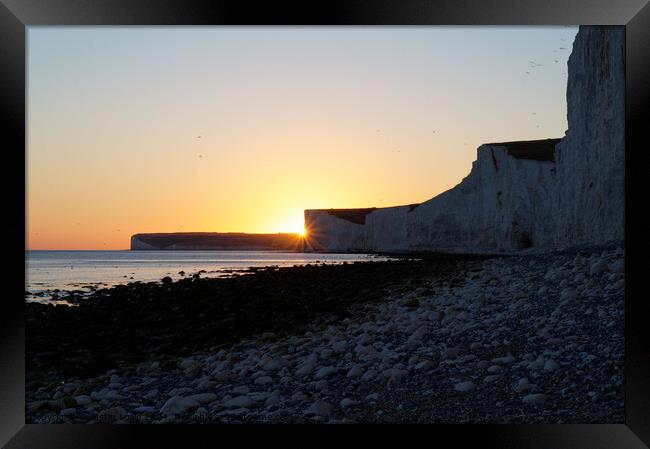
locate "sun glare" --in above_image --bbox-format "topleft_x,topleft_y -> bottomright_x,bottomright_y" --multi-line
278,216 -> 306,236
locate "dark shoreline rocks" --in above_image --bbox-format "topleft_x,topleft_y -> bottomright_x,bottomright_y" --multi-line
26,254 -> 486,386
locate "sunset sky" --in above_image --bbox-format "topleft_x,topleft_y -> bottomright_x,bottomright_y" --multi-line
27,26 -> 578,250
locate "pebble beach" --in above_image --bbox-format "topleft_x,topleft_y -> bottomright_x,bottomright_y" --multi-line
26,246 -> 624,424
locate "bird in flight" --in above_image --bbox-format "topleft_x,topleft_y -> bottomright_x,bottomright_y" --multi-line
198,154 -> 203,158
197,136 -> 202,139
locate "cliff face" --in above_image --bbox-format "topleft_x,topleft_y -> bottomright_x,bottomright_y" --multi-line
305,140 -> 558,253
304,26 -> 624,254
406,140 -> 558,253
550,26 -> 625,248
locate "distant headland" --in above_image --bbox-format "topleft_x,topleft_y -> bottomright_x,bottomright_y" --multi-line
130,232 -> 304,251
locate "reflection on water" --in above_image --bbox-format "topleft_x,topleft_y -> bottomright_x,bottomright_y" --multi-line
25,250 -> 388,303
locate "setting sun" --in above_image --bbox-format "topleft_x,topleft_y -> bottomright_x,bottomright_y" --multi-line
272,213 -> 307,236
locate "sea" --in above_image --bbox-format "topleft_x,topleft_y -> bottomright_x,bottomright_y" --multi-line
25,250 -> 388,303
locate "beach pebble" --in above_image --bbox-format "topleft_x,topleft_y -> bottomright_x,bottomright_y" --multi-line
179,358 -> 199,370
454,381 -> 475,392
295,363 -> 315,377
340,398 -> 357,408
305,400 -> 332,417
195,378 -> 214,391
610,259 -> 624,274
60,407 -> 77,416
265,393 -> 280,407
109,375 -> 122,384
291,392 -> 309,402
260,356 -> 285,372
527,357 -> 545,371
609,279 -> 624,291
74,395 -> 91,406
314,366 -> 337,379
514,378 -> 534,393
346,365 -> 364,378
484,375 -> 501,383
487,365 -> 502,373
254,376 -> 273,386
492,354 -> 516,365
168,387 -> 193,397
442,347 -> 460,359
232,386 -> 250,395
222,395 -> 254,409
408,326 -> 428,342
160,396 -> 200,416
383,368 -> 408,379
98,406 -> 127,422
544,359 -> 560,371
143,389 -> 159,401
589,260 -> 609,276
414,360 -> 435,371
133,406 -> 156,413
522,393 -> 547,405
186,393 -> 218,404
91,388 -> 123,401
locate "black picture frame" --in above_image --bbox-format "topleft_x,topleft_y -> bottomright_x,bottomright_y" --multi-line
2,0 -> 649,447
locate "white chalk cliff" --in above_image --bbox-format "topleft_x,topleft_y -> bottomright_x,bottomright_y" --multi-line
304,26 -> 624,254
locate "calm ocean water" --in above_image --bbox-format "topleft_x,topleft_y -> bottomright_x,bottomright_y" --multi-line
25,250 -> 387,303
